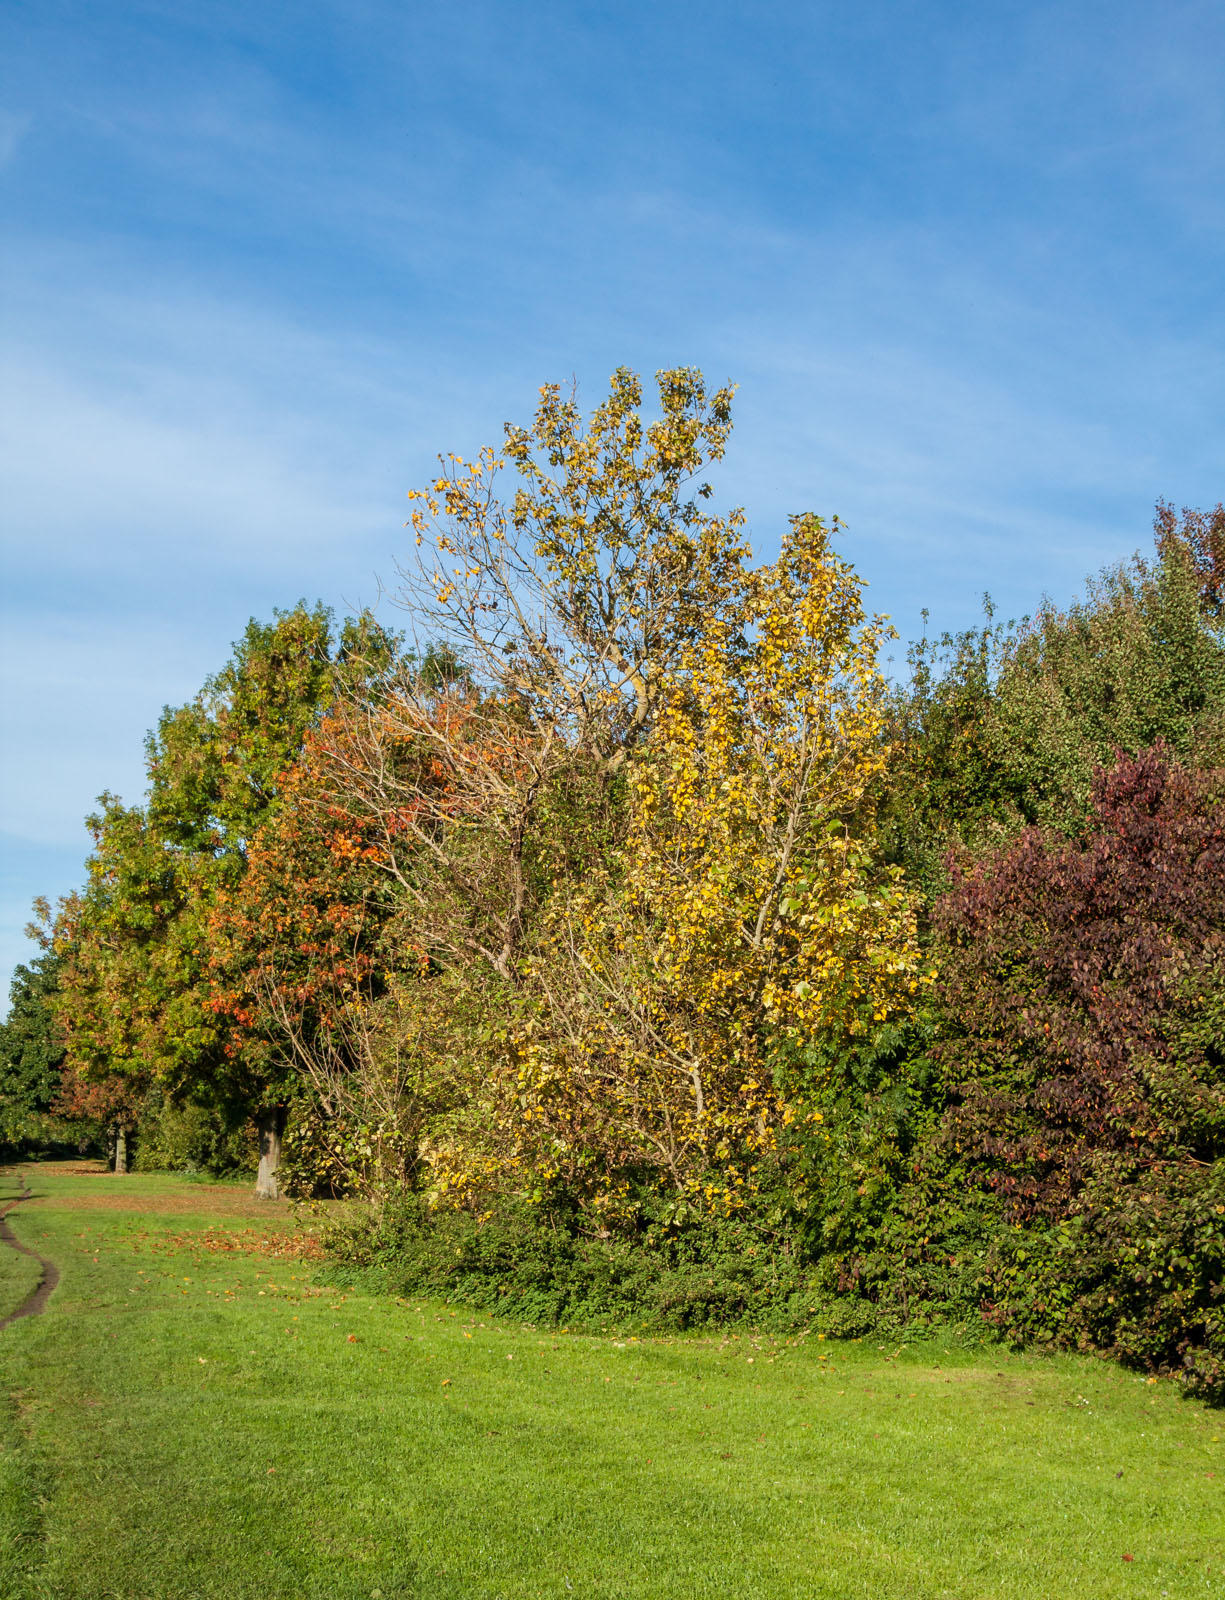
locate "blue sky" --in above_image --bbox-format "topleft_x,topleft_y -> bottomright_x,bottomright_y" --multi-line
1,0 -> 1223,997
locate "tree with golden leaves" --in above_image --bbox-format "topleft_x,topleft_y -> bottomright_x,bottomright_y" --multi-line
428,512 -> 928,1215
320,370 -> 929,1217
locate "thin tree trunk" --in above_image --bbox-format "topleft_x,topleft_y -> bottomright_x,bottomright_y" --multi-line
113,1125 -> 128,1175
255,1108 -> 285,1200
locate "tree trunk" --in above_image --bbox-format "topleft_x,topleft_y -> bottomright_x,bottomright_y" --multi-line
113,1125 -> 128,1175
255,1108 -> 285,1200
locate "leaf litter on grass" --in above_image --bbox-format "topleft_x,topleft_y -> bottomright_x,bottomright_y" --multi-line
134,1224 -> 326,1261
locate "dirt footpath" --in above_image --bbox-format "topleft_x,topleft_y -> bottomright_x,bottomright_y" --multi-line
0,1173 -> 61,1330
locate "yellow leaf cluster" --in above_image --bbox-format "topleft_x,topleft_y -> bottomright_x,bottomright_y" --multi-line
433,514 -> 927,1215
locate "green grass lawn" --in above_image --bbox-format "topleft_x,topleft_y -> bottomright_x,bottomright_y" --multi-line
0,1232 -> 42,1325
0,1164 -> 1222,1600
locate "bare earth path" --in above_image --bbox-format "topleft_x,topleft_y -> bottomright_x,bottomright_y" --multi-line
0,1171 -> 60,1331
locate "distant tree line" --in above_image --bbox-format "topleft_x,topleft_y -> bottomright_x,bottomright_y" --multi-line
3,371 -> 1222,1396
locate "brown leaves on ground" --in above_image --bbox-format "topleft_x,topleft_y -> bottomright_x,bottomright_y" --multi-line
135,1225 -> 325,1261
25,1173 -> 295,1224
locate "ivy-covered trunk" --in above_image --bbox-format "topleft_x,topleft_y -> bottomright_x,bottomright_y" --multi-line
113,1124 -> 128,1175
255,1108 -> 285,1200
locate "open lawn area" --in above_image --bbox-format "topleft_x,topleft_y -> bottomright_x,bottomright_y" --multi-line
0,1163 -> 1222,1600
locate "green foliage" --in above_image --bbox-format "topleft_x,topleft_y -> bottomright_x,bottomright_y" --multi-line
881,508 -> 1225,895
0,953 -> 64,1117
879,610 -> 1014,899
748,1014 -> 1000,1330
986,531 -> 1225,832
53,603 -> 392,1139
0,950 -> 95,1158
131,1086 -> 258,1177
322,1193 -> 838,1333
146,603 -> 335,851
980,1164 -> 1225,1404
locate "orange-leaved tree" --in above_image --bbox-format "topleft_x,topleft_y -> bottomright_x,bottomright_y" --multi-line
204,697 -> 466,1200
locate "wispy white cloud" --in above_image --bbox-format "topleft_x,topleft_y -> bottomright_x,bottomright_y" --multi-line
0,112 -> 30,169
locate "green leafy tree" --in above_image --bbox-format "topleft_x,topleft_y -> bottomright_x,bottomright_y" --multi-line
0,951 -> 64,1117
986,511 -> 1225,830
0,933 -> 79,1156
878,607 -> 1015,900
54,604 -> 376,1190
881,504 -> 1225,898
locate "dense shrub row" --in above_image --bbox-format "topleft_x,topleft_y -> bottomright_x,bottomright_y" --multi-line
316,1195 -> 882,1338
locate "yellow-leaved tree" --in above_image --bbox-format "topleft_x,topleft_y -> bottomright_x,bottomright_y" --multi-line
312,367 -> 927,1215
420,504 -> 928,1218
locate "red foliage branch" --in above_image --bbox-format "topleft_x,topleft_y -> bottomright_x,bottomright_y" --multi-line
934,744 -> 1225,1218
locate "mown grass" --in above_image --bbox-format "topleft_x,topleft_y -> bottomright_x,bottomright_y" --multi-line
0,1164 -> 1222,1600
0,1234 -> 41,1325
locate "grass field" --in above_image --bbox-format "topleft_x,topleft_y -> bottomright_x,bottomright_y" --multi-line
0,1163 -> 1222,1600
0,1232 -> 42,1325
